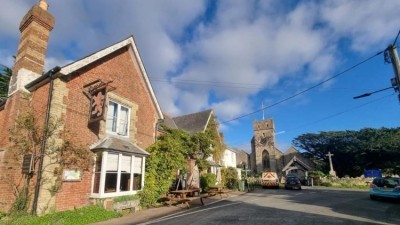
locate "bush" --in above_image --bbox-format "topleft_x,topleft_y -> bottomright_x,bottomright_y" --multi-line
221,167 -> 239,190
320,182 -> 332,187
200,173 -> 217,192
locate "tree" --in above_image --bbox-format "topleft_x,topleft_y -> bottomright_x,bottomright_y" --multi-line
293,128 -> 400,177
0,64 -> 12,101
139,126 -> 214,207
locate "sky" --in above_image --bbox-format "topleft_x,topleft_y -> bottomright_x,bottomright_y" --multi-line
1,0 -> 400,153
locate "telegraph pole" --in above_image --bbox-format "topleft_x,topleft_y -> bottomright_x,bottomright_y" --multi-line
387,44 -> 400,98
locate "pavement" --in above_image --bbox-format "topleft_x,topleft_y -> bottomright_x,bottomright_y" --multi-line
91,191 -> 246,225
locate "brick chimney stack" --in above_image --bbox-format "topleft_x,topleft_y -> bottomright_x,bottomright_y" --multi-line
8,0 -> 55,96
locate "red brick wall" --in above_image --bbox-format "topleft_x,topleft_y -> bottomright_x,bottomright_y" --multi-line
0,87 -> 50,213
53,46 -> 159,211
0,45 -> 160,213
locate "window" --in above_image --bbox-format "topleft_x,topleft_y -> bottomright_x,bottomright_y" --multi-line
106,100 -> 130,136
92,151 -> 145,197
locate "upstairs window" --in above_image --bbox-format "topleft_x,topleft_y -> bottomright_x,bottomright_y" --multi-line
106,100 -> 130,136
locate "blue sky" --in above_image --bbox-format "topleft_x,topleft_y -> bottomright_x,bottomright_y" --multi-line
1,0 -> 400,153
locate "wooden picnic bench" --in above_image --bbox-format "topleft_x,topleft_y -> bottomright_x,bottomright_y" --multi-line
163,188 -> 201,208
200,187 -> 230,205
207,186 -> 229,198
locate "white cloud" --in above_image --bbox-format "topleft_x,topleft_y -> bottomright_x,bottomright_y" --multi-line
2,0 -> 400,126
320,0 -> 400,52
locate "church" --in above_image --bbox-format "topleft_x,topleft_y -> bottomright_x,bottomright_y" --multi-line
250,118 -> 313,180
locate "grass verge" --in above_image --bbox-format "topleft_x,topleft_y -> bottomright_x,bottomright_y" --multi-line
0,206 -> 121,225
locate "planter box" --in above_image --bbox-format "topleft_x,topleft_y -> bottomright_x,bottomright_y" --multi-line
113,199 -> 140,211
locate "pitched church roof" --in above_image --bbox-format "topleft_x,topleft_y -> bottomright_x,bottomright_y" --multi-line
285,146 -> 298,154
25,36 -> 164,119
168,109 -> 213,134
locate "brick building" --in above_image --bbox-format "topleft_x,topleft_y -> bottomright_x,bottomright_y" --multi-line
0,0 -> 163,215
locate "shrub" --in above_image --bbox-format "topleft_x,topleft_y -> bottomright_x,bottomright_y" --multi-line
221,167 -> 239,190
320,182 -> 332,187
200,173 -> 217,192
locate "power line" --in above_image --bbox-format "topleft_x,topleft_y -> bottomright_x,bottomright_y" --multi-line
221,49 -> 385,124
150,77 -> 262,90
285,93 -> 395,133
150,77 -> 377,92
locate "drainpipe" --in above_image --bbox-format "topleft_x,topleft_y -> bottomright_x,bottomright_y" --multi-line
31,66 -> 61,215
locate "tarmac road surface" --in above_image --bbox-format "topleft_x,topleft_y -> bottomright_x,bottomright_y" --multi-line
137,187 -> 400,225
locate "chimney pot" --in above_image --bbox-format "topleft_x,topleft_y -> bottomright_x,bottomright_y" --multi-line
39,0 -> 48,11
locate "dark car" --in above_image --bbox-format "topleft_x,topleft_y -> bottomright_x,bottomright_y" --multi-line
369,177 -> 400,200
284,175 -> 302,190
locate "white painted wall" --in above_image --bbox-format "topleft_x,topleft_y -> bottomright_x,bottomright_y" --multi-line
222,148 -> 237,168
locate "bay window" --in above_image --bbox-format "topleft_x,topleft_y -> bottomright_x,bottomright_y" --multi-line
91,151 -> 145,197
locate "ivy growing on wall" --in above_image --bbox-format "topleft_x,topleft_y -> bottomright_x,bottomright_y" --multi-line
6,109 -> 93,214
205,115 -> 225,163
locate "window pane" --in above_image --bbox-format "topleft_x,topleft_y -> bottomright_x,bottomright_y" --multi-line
93,153 -> 102,193
133,157 -> 142,174
133,173 -> 141,190
106,153 -> 118,171
121,155 -> 132,191
106,102 -> 117,132
121,155 -> 131,173
93,173 -> 101,194
105,172 -> 117,193
118,106 -> 129,136
120,172 -> 131,192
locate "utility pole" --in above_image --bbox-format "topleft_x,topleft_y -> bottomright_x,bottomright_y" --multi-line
387,44 -> 400,100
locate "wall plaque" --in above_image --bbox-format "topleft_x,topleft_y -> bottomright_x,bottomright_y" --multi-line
63,169 -> 81,181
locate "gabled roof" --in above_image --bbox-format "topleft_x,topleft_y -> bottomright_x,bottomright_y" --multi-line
231,147 -> 247,155
172,109 -> 213,134
90,135 -> 150,156
226,147 -> 240,154
26,36 -> 163,119
160,113 -> 178,130
285,146 -> 298,154
282,156 -> 312,172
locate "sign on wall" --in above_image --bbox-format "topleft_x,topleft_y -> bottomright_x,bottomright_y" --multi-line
63,169 -> 81,181
88,86 -> 107,124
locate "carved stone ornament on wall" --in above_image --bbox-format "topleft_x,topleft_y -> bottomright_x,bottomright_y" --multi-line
256,136 -> 268,147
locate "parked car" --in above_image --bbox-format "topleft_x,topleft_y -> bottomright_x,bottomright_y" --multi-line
369,177 -> 400,200
284,175 -> 302,190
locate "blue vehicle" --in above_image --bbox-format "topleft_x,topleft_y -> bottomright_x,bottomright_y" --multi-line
369,177 -> 400,200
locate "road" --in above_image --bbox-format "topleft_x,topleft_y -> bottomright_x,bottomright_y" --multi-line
139,187 -> 400,225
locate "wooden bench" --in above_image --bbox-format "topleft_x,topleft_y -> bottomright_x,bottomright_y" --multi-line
163,196 -> 191,208
200,188 -> 230,205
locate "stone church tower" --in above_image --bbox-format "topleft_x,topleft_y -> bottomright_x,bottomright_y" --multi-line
251,119 -> 278,174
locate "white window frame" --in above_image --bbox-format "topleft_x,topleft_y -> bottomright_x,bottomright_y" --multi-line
106,100 -> 131,137
90,151 -> 146,198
